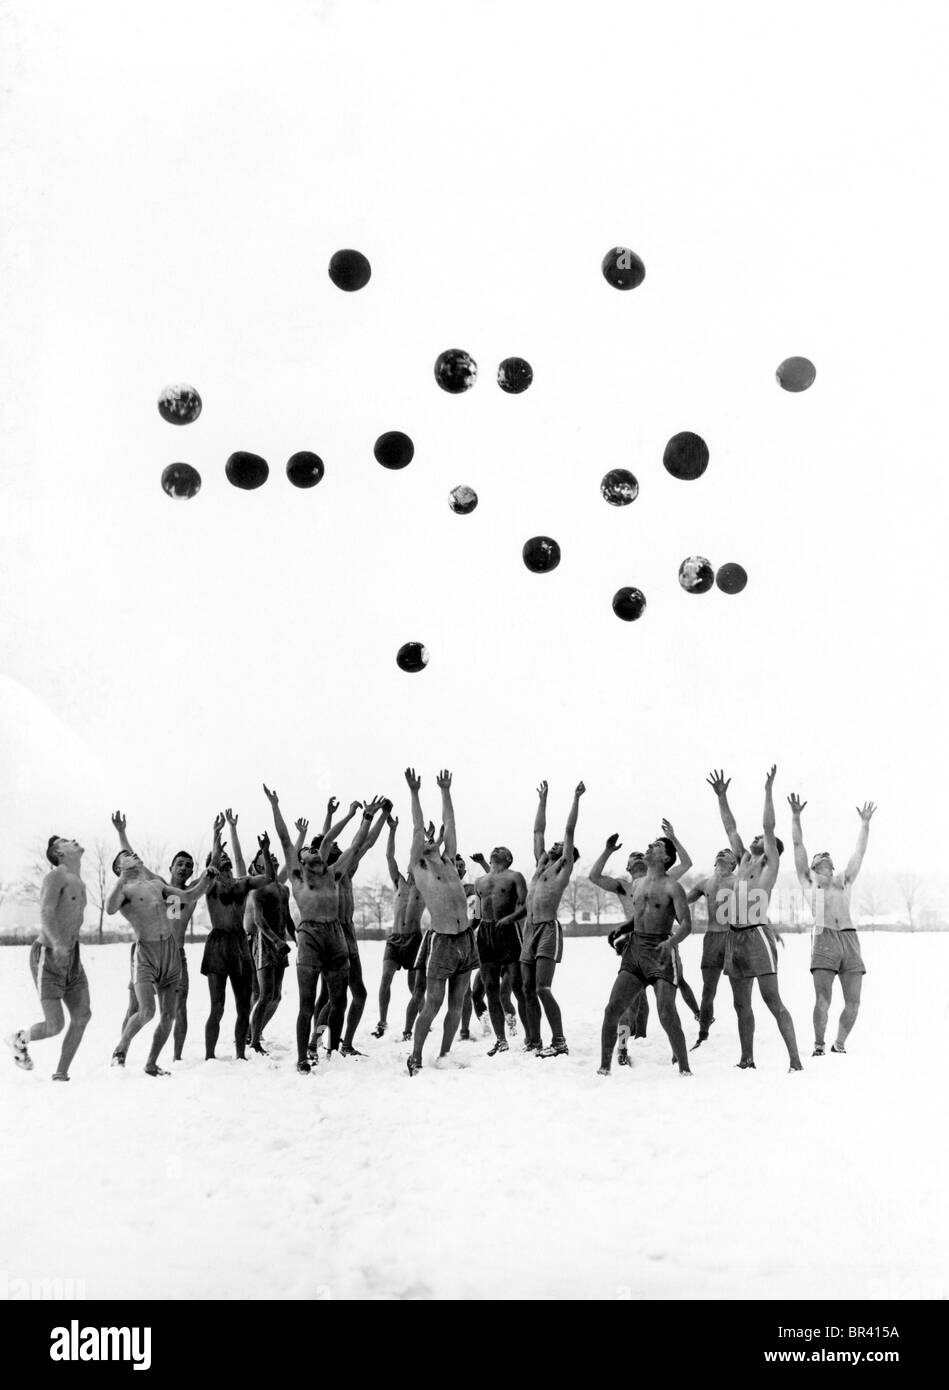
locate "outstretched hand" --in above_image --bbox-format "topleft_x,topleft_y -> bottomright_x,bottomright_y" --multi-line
706,769 -> 730,796
262,784 -> 278,806
765,764 -> 777,791
660,818 -> 675,839
111,810 -> 126,834
436,769 -> 452,790
225,807 -> 238,827
387,813 -> 399,830
536,780 -> 548,800
606,833 -> 622,852
857,801 -> 877,822
575,781 -> 586,798
213,812 -> 226,835
326,796 -> 339,815
257,831 -> 271,853
404,767 -> 421,793
294,817 -> 309,835
787,793 -> 807,816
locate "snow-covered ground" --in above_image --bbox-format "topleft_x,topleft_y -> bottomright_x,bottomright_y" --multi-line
1,934 -> 945,1301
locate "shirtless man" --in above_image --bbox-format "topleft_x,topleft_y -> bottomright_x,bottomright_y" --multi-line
247,831 -> 296,1053
112,813 -> 200,1061
373,812 -> 428,1041
202,810 -> 273,1062
709,767 -> 803,1071
311,795 -> 388,1057
264,785 -> 374,1073
109,845 -> 211,1074
520,780 -> 585,1058
597,836 -> 692,1076
590,820 -> 696,1062
789,795 -> 876,1056
468,848 -> 528,1056
6,835 -> 91,1080
470,851 -> 526,1041
404,769 -> 479,1077
685,846 -> 739,1049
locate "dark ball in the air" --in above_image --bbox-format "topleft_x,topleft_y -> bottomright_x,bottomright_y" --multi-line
374,431 -> 415,470
522,536 -> 561,574
286,452 -> 324,488
158,384 -> 202,425
663,432 -> 709,481
225,451 -> 269,490
328,249 -> 371,292
678,556 -> 715,593
434,349 -> 478,394
449,485 -> 478,515
497,357 -> 533,394
396,642 -> 429,674
161,463 -> 201,500
776,356 -> 816,392
716,563 -> 748,594
600,469 -> 639,506
601,247 -> 646,291
612,587 -> 647,621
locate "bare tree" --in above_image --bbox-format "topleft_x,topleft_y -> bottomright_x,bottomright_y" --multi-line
561,874 -> 597,924
354,878 -> 394,933
86,839 -> 112,943
857,879 -> 891,927
894,873 -> 924,930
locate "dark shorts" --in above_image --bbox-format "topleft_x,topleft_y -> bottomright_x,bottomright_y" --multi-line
724,925 -> 778,979
701,931 -> 728,972
133,936 -> 181,990
426,927 -> 480,982
478,919 -> 522,968
254,930 -> 291,972
297,920 -> 349,974
519,920 -> 563,965
385,932 -> 423,970
811,928 -> 866,976
201,928 -> 252,978
30,941 -> 88,1003
619,935 -> 676,987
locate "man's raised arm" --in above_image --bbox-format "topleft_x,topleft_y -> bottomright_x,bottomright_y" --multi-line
787,793 -> 811,888
662,819 -> 692,880
385,813 -> 402,888
320,800 -> 363,865
353,801 -> 390,871
404,768 -> 425,869
561,781 -> 585,863
707,769 -> 745,860
533,781 -> 548,864
321,796 -> 339,837
335,800 -> 381,879
589,835 -> 625,895
225,808 -> 247,878
762,765 -> 779,876
843,802 -> 877,886
110,811 -> 163,883
662,880 -> 693,954
263,785 -> 297,874
436,770 -> 457,860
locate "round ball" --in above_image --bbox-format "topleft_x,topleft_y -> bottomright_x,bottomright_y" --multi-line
663,431 -> 709,481
225,451 -> 269,490
286,452 -> 324,488
716,562 -> 748,594
396,642 -> 429,674
678,555 -> 715,593
374,431 -> 415,470
434,349 -> 478,394
161,462 -> 201,500
497,357 -> 533,394
522,536 -> 561,574
449,485 -> 478,515
600,469 -> 639,506
328,249 -> 371,292
776,356 -> 816,392
158,383 -> 202,425
612,587 -> 647,621
601,247 -> 646,291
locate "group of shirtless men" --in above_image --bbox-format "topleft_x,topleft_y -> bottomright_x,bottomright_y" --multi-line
6,765 -> 876,1082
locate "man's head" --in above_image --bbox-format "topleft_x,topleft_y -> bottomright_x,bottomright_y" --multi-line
206,847 -> 233,879
308,835 -> 341,866
47,835 -> 83,866
249,849 -> 279,876
626,849 -> 647,877
810,851 -> 834,882
168,851 -> 194,885
547,841 -> 580,864
646,836 -> 677,871
749,834 -> 785,858
454,854 -> 466,879
489,846 -> 513,870
113,849 -> 144,879
714,847 -> 738,875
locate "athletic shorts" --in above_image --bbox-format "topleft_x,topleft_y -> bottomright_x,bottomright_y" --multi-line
619,935 -> 676,987
701,931 -> 728,972
340,919 -> 360,965
296,920 -> 349,973
254,931 -> 291,972
519,920 -> 563,965
724,925 -> 778,979
478,919 -> 522,968
426,927 -> 480,982
810,928 -> 866,976
30,941 -> 88,1003
384,932 -> 423,970
201,928 -> 252,977
133,936 -> 181,990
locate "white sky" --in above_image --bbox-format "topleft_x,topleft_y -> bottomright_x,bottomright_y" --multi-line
1,0 -> 947,886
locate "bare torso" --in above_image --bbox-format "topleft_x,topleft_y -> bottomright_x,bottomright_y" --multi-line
474,868 -> 523,923
39,868 -> 87,953
529,858 -> 571,923
116,878 -> 175,943
631,875 -> 678,937
249,881 -> 292,938
701,871 -> 737,930
206,878 -> 252,933
289,864 -> 342,923
415,858 -> 468,935
811,877 -> 854,930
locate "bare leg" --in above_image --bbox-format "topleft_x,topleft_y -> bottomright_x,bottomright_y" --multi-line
757,974 -> 803,1069
27,998 -> 65,1045
377,959 -> 398,1026
116,982 -> 157,1057
508,964 -> 528,1033
250,966 -> 275,1050
836,972 -> 862,1048
342,950 -> 367,1049
677,971 -> 701,1020
698,966 -> 722,1038
204,973 -> 226,1059
260,963 -> 285,1035
729,975 -> 755,1066
655,981 -> 690,1074
535,959 -> 564,1046
812,968 -> 834,1047
324,961 -> 351,1052
173,979 -> 188,1060
520,962 -> 542,1046
145,984 -> 178,1073
296,965 -> 320,1068
439,973 -> 470,1056
406,969 -> 425,1033
600,972 -> 643,1071
55,986 -> 91,1077
481,963 -> 507,1042
411,977 -> 446,1065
